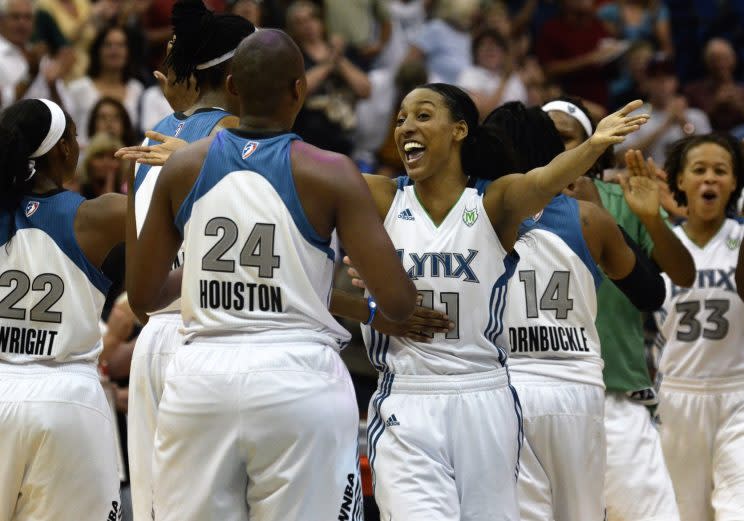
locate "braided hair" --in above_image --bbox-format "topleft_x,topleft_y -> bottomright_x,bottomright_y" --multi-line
164,0 -> 256,91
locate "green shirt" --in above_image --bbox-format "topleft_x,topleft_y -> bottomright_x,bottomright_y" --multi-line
595,179 -> 654,392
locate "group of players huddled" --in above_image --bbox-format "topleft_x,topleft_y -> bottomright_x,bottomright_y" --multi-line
1,1 -> 743,521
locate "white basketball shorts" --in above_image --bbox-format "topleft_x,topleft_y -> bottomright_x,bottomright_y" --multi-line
658,376 -> 744,521
604,392 -> 680,521
368,368 -> 522,521
0,362 -> 121,521
127,313 -> 182,521
514,379 -> 605,521
152,335 -> 362,521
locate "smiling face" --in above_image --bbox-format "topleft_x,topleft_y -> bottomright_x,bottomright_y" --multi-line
677,142 -> 737,222
394,88 -> 468,182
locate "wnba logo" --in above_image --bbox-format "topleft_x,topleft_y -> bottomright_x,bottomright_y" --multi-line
242,141 -> 259,159
25,201 -> 39,217
174,122 -> 185,137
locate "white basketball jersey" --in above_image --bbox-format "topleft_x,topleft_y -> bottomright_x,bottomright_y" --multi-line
655,218 -> 744,380
0,191 -> 109,364
498,196 -> 605,387
175,129 -> 350,348
134,109 -> 229,315
360,177 -> 517,375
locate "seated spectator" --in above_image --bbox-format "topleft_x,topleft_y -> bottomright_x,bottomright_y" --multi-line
78,132 -> 129,199
598,0 -> 673,55
0,0 -> 68,107
610,39 -> 654,109
286,0 -> 371,155
88,96 -> 138,146
536,0 -> 625,108
456,28 -> 528,118
616,55 -> 711,166
684,38 -> 744,134
405,0 -> 480,84
64,24 -> 144,145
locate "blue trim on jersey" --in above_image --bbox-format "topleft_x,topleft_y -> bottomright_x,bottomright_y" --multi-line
133,109 -> 229,194
367,372 -> 394,491
0,191 -> 111,294
519,195 -> 603,289
472,178 -> 492,195
174,130 -> 335,260
368,329 -> 391,373
395,176 -> 413,191
484,251 -> 519,366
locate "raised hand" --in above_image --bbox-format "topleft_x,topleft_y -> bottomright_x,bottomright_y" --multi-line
590,100 -> 649,147
618,149 -> 661,220
115,131 -> 187,166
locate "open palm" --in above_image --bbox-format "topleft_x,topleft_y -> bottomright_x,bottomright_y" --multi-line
591,100 -> 649,146
619,150 -> 661,220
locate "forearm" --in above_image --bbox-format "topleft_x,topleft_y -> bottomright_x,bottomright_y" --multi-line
543,53 -> 593,78
337,58 -> 371,98
330,288 -> 369,323
644,212 -> 696,287
305,63 -> 333,94
611,226 -> 666,311
531,138 -> 607,200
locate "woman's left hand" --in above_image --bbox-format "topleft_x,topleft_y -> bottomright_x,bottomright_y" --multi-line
589,100 -> 649,147
115,131 -> 187,166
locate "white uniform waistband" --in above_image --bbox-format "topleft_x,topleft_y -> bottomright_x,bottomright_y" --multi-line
0,360 -> 99,378
185,329 -> 342,349
660,374 -> 744,393
379,367 -> 510,395
144,312 -> 182,325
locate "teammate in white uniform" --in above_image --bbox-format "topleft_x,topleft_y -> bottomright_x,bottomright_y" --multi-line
0,99 -> 124,521
654,133 -> 744,521
124,3 -> 253,519
485,102 -> 666,521
332,85 -> 648,520
126,30 -> 417,521
545,96 -> 691,521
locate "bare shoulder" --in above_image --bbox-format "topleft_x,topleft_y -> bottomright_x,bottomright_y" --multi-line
290,140 -> 365,191
78,192 -> 126,227
211,115 -> 240,134
578,199 -> 616,229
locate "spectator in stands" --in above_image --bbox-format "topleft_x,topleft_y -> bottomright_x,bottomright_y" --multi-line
79,132 -> 129,199
286,0 -> 371,155
228,0 -> 262,26
684,38 -> 744,135
536,0 -> 625,108
0,0 -> 68,107
405,0 -> 480,84
616,54 -> 710,166
598,0 -> 673,56
64,24 -> 144,145
611,39 -> 653,109
88,97 -> 138,146
324,0 -> 391,70
456,28 -> 528,118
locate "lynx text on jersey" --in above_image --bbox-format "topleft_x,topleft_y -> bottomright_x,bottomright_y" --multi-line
0,326 -> 58,356
199,279 -> 283,312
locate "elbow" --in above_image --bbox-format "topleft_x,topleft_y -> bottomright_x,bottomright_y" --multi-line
672,269 -> 696,289
376,279 -> 417,322
611,256 -> 666,312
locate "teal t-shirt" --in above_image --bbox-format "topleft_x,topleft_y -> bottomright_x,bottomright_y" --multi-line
595,179 -> 655,393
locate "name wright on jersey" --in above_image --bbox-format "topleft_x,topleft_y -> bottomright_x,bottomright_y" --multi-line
0,326 -> 59,357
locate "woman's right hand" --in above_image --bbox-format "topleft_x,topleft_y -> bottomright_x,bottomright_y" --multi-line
115,131 -> 187,166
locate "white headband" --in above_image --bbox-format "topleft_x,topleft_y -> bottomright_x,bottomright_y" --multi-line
541,100 -> 593,138
195,49 -> 236,70
30,99 -> 67,159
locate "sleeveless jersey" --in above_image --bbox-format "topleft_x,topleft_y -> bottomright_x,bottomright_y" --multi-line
134,108 -> 229,315
175,129 -> 350,348
655,218 -> 744,380
498,195 -> 605,387
0,190 -> 110,364
360,177 -> 518,375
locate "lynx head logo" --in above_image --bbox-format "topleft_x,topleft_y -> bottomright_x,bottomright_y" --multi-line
726,235 -> 740,250
463,206 -> 478,227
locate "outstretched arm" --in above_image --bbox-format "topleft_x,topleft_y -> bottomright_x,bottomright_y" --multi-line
484,100 -> 649,250
619,150 -> 695,287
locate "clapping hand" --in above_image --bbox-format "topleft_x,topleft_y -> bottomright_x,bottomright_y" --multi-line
618,150 -> 661,220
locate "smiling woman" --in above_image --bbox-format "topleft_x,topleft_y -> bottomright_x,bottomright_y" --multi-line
331,83 -> 648,520
654,132 -> 744,521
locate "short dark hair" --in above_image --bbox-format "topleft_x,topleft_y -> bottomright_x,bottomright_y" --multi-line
664,133 -> 744,214
471,28 -> 507,59
87,97 -> 136,146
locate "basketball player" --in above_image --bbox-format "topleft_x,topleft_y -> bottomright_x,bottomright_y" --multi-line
121,3 -> 254,519
485,102 -> 665,521
0,99 -> 122,520
543,96 -> 691,521
126,29 -> 416,521
655,133 -> 744,521
332,85 -> 647,520
737,240 -> 744,301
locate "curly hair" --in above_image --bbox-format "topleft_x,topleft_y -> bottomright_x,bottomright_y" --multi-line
663,133 -> 744,214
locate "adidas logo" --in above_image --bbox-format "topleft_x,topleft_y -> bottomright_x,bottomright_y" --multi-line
385,414 -> 400,427
398,209 -> 415,221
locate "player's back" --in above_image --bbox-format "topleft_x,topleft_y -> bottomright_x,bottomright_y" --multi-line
176,129 -> 350,348
360,176 -> 518,375
0,190 -> 109,364
656,218 -> 744,380
501,195 -> 604,387
134,108 -> 229,314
